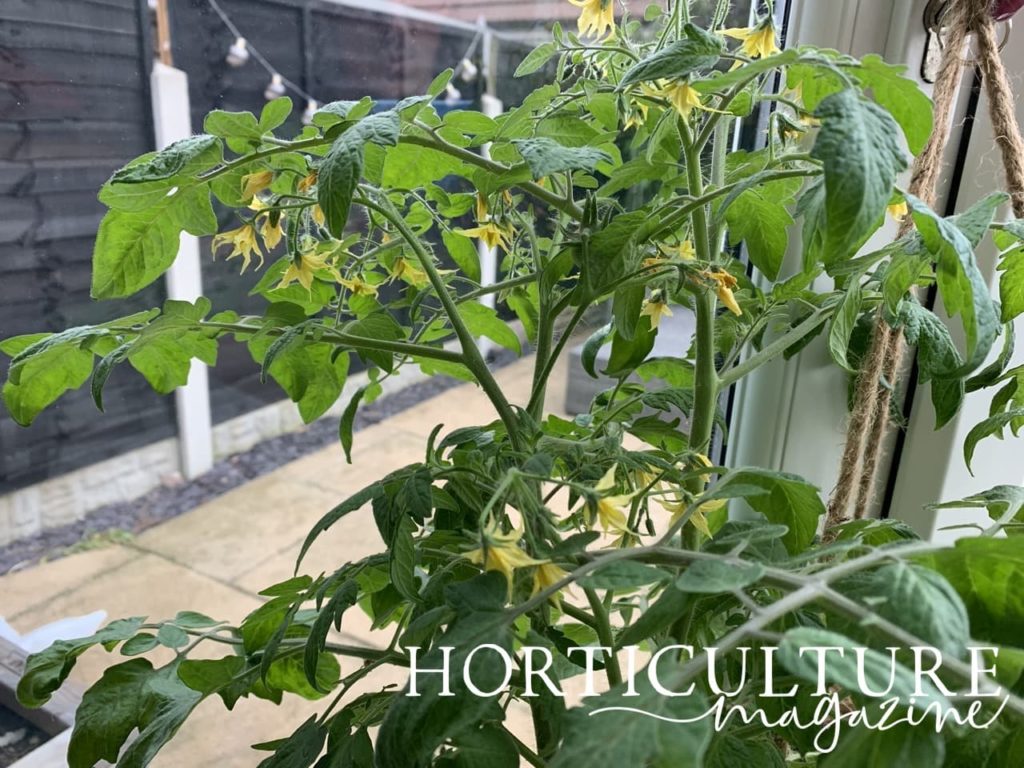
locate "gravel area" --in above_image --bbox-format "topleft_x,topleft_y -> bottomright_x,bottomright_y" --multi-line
0,707 -> 46,768
0,352 -> 517,575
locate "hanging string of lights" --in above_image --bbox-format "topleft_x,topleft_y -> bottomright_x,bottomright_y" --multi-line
203,0 -> 485,118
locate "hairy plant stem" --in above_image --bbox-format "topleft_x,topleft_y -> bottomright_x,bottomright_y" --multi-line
358,191 -> 524,450
584,587 -> 623,687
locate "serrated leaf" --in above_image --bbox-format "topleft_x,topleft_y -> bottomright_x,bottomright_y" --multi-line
319,111 -> 400,236
810,90 -> 908,262
675,559 -> 765,594
459,302 -> 521,354
515,41 -> 557,77
110,135 -> 220,185
848,54 -> 933,155
512,138 -> 610,179
828,283 -> 862,373
618,24 -> 723,86
964,409 -> 1024,473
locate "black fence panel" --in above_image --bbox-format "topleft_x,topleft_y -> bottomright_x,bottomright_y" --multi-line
0,0 -> 175,493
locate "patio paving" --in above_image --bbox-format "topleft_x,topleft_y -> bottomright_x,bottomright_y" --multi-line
1,353 -> 568,767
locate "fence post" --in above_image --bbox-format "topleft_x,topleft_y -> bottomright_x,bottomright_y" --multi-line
150,62 -> 215,478
477,24 -> 503,356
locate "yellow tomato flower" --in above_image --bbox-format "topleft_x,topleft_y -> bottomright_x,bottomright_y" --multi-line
666,81 -> 705,119
569,0 -> 614,39
887,200 -> 908,222
212,224 -> 262,274
457,221 -> 513,251
531,562 -> 571,609
390,257 -> 429,288
640,298 -> 674,330
475,192 -> 489,223
311,204 -> 326,227
248,199 -> 285,251
592,465 -> 633,534
466,521 -> 546,598
677,240 -> 696,261
241,170 -> 274,201
276,250 -> 341,292
721,21 -> 781,59
297,171 -> 317,194
340,276 -> 378,298
701,269 -> 742,316
623,100 -> 649,130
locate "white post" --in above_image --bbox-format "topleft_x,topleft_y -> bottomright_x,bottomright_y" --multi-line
150,62 -> 214,478
477,25 -> 503,357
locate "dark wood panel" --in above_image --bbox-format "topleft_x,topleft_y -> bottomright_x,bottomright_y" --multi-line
0,159 -> 115,196
0,121 -> 148,160
0,18 -> 138,57
0,47 -> 144,87
0,82 -> 145,122
1,0 -> 138,34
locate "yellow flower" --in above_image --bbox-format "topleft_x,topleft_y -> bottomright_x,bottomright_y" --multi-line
666,81 -> 705,119
466,521 -> 546,598
640,298 -> 674,330
276,250 -> 341,292
624,100 -> 649,130
887,200 -> 908,222
457,221 -> 513,251
532,562 -> 571,609
312,204 -> 326,227
241,170 -> 274,201
390,257 -> 429,288
248,199 -> 284,251
721,21 -> 781,59
212,224 -> 262,273
297,171 -> 317,194
569,0 -> 615,39
475,192 -> 489,223
676,240 -> 696,261
340,276 -> 378,297
701,269 -> 742,316
592,465 -> 633,534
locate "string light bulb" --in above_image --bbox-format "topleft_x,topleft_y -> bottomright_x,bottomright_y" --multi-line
302,99 -> 318,125
263,73 -> 286,101
226,37 -> 249,67
457,57 -> 478,82
443,82 -> 462,105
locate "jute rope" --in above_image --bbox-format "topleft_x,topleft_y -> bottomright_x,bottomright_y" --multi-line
825,0 -> 1024,533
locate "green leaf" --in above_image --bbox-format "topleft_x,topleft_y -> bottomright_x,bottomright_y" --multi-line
615,585 -> 690,648
450,724 -> 519,768
835,561 -> 970,657
305,580 -> 359,691
339,385 -> 368,463
605,317 -> 656,377
827,283 -> 862,373
705,735 -> 785,768
2,331 -> 96,426
251,256 -> 336,315
550,673 -> 711,768
177,656 -> 251,709
929,484 -> 1024,532
849,54 -> 934,155
964,409 -> 1024,473
442,230 -> 481,283
256,716 -> 326,768
248,322 -> 350,424
297,479 -> 383,567
997,241 -> 1024,323
121,633 -> 159,656
778,628 -> 950,708
390,516 -> 420,602
128,298 -> 218,393
110,135 -> 220,184
717,469 -> 826,554
319,111 -> 400,236
91,184 -> 217,298
204,110 -> 262,143
260,97 -> 293,132
115,665 -> 203,768
906,194 -> 999,374
459,302 -> 521,354
267,654 -> 340,700
618,24 -> 723,86
16,617 -> 145,707
515,41 -> 557,77
915,536 -> 1024,646
675,559 -> 765,594
723,177 -> 800,281
576,561 -> 672,591
382,142 -> 470,189
896,299 -> 962,381
376,573 -> 515,768
68,658 -> 154,768
810,90 -> 908,262
820,719 -> 944,767
156,624 -> 189,649
512,138 -> 611,179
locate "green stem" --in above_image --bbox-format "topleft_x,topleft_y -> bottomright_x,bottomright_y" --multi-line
718,307 -> 832,388
359,191 -> 523,449
526,303 -> 588,416
584,587 -> 623,687
402,128 -> 584,221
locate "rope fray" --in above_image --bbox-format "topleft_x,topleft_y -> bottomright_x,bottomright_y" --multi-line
825,0 -> 1024,534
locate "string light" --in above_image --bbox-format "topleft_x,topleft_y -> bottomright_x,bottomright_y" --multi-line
263,73 -> 287,101
301,99 -> 318,125
443,82 -> 462,105
455,57 -> 478,82
226,36 -> 249,67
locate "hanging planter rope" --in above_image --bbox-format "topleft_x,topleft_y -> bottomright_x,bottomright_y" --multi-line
825,0 -> 1024,531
